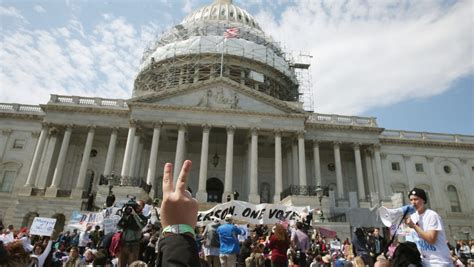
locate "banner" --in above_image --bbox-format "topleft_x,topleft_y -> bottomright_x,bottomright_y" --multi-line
30,217 -> 56,236
197,200 -> 309,225
318,227 -> 337,238
67,207 -> 120,232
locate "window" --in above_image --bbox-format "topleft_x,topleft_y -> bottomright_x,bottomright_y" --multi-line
327,163 -> 335,171
443,165 -> 451,174
0,170 -> 16,192
415,163 -> 424,172
447,185 -> 461,212
13,139 -> 26,149
391,162 -> 401,171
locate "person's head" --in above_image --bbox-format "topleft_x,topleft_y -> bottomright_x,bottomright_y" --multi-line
224,214 -> 233,224
274,223 -> 288,241
408,188 -> 427,212
137,200 -> 145,212
92,250 -> 107,266
129,260 -> 147,267
373,228 -> 380,237
33,242 -> 45,255
353,256 -> 365,267
69,247 -> 79,259
84,249 -> 95,261
374,258 -> 390,267
296,221 -> 303,230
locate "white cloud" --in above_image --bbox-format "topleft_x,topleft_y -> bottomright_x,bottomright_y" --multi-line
0,15 -> 159,104
0,6 -> 26,22
33,5 -> 46,13
255,0 -> 473,115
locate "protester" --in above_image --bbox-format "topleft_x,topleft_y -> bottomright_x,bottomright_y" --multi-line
291,221 -> 310,267
202,217 -> 221,267
62,246 -> 83,267
217,214 -> 243,267
117,198 -> 148,265
30,238 -> 52,267
155,160 -> 200,266
268,223 -> 290,267
405,187 -> 454,266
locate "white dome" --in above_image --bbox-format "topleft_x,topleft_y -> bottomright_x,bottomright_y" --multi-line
182,0 -> 261,30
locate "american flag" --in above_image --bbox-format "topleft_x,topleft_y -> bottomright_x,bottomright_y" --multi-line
224,27 -> 239,39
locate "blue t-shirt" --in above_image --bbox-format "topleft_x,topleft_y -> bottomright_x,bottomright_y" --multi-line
217,223 -> 243,254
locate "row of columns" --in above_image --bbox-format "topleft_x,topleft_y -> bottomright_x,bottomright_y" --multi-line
24,122 -> 386,203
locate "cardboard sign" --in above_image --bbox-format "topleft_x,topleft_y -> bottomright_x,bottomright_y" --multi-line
30,217 -> 56,236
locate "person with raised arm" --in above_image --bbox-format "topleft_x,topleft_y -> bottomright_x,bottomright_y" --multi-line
156,160 -> 200,266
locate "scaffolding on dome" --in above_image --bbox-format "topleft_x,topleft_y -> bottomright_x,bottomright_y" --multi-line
135,22 -> 302,102
290,52 -> 314,112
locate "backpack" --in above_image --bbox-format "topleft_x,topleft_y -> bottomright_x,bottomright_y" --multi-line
109,231 -> 122,257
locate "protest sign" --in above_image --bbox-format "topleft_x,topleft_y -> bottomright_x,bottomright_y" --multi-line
0,232 -> 14,244
197,200 -> 309,225
30,217 -> 56,236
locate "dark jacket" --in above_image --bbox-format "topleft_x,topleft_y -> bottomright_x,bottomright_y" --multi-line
156,234 -> 200,267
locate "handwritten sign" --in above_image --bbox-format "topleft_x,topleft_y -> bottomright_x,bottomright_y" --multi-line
30,217 -> 57,236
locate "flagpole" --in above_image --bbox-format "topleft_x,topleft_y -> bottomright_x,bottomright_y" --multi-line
220,37 -> 226,78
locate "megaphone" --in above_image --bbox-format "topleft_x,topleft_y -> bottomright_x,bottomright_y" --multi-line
378,205 -> 415,227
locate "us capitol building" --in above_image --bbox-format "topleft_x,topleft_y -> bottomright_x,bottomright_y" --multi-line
0,0 -> 472,241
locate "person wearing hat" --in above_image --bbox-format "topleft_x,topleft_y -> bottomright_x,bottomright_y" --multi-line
217,214 -> 243,267
405,187 -> 453,266
202,217 -> 221,267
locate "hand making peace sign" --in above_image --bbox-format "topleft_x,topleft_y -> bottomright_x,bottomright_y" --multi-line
160,160 -> 199,229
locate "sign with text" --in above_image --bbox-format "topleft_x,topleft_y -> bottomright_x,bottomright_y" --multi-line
30,217 -> 56,236
197,200 -> 310,225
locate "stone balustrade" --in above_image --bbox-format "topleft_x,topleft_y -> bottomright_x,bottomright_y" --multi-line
0,103 -> 43,113
49,94 -> 128,108
381,130 -> 474,143
307,113 -> 377,127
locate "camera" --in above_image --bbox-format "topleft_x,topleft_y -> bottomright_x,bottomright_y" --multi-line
123,200 -> 139,215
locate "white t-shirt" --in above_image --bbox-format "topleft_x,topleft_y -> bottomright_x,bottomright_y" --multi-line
409,209 -> 453,267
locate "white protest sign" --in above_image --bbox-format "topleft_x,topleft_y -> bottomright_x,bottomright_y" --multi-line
30,217 -> 56,236
237,224 -> 249,242
197,200 -> 309,226
0,232 -> 14,244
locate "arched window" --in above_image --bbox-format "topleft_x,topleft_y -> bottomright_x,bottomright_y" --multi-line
447,185 -> 461,212
0,161 -> 22,192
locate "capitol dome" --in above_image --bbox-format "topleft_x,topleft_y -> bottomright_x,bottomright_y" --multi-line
133,0 -> 299,102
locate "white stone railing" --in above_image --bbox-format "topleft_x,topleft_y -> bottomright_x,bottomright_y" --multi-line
307,113 -> 378,127
381,130 -> 474,144
0,103 -> 43,113
49,94 -> 128,108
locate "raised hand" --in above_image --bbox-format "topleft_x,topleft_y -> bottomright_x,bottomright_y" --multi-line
160,160 -> 198,229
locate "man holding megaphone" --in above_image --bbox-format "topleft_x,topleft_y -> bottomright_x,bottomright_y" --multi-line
405,188 -> 453,267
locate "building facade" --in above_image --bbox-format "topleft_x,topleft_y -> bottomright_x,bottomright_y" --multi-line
0,0 -> 473,241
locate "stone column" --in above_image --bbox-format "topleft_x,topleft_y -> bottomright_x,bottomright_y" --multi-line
403,155 -> 415,189
426,156 -> 440,210
297,132 -> 307,186
103,128 -> 118,176
364,149 -> 375,194
173,124 -> 187,182
128,134 -> 141,177
73,126 -> 95,197
25,124 -> 48,187
46,125 -> 73,196
273,130 -> 283,203
248,128 -> 260,203
222,126 -> 235,200
460,158 -> 474,212
121,121 -> 137,177
146,123 -> 162,188
291,140 -> 299,185
197,124 -> 211,202
374,145 -> 386,198
0,129 -> 12,160
353,143 -> 365,200
36,127 -> 59,189
333,142 -> 344,199
313,141 -> 322,186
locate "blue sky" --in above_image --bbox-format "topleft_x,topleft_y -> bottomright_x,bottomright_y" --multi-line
0,0 -> 472,135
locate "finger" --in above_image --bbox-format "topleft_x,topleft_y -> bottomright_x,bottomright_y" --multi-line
176,160 -> 192,193
162,163 -> 174,194
183,190 -> 192,199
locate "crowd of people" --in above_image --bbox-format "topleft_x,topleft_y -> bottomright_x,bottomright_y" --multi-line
1,160 -> 473,266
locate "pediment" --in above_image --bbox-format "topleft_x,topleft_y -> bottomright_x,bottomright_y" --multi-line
128,78 -> 303,114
